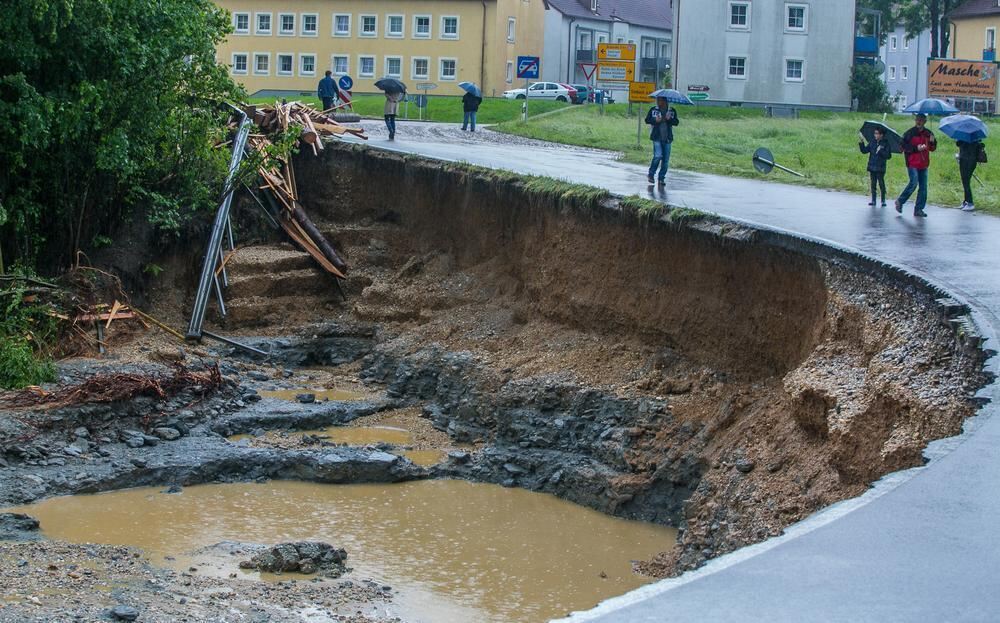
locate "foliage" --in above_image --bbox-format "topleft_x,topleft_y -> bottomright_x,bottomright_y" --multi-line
850,64 -> 893,114
0,282 -> 58,389
0,0 -> 245,271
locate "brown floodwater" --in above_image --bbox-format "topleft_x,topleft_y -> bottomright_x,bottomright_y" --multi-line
10,480 -> 676,623
229,426 -> 413,446
257,388 -> 367,402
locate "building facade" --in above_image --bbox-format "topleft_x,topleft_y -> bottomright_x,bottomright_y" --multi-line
214,0 -> 546,98
881,26 -> 931,112
541,0 -> 672,87
671,0 -> 857,110
948,0 -> 1000,62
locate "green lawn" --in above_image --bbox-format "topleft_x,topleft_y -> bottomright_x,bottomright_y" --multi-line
495,105 -> 1000,213
249,94 -> 570,125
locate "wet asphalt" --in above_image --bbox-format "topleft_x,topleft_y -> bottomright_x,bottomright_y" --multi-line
348,121 -> 1000,622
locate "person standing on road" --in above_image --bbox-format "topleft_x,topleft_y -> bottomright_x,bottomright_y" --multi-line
895,113 -> 936,218
956,139 -> 983,211
318,71 -> 340,111
383,91 -> 404,140
859,128 -> 891,207
461,91 -> 483,132
645,96 -> 680,185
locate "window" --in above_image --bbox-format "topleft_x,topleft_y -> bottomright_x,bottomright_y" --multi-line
890,35 -> 898,50
507,17 -> 516,42
255,13 -> 272,35
440,58 -> 457,80
578,30 -> 592,50
988,28 -> 997,50
332,55 -> 349,75
901,65 -> 909,80
888,65 -> 896,80
253,52 -> 269,75
643,40 -> 654,58
597,33 -> 608,44
414,15 -> 431,38
387,15 -> 404,37
412,57 -> 429,79
729,2 -> 750,30
506,61 -> 513,83
441,16 -> 459,39
360,15 -> 377,37
277,53 -> 293,75
385,56 -> 402,77
904,37 -> 910,50
727,56 -> 746,79
301,14 -> 317,36
233,13 -> 249,34
299,54 -> 316,76
359,55 -> 375,77
784,58 -> 804,81
278,13 -> 295,35
785,4 -> 807,32
661,42 -> 670,57
333,14 -> 351,37
231,53 -> 248,74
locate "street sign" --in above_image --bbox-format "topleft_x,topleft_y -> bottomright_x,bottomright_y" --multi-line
595,80 -> 630,90
415,82 -> 438,90
687,84 -> 709,92
579,63 -> 598,81
629,81 -> 656,103
517,56 -> 540,79
688,93 -> 710,101
597,43 -> 636,61
597,61 -> 635,82
338,75 -> 353,91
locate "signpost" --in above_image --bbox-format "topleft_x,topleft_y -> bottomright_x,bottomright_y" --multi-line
629,82 -> 655,146
517,55 -> 540,120
338,75 -> 354,110
414,82 -> 437,120
596,44 -> 636,109
688,93 -> 710,101
597,43 -> 637,61
579,63 -> 597,81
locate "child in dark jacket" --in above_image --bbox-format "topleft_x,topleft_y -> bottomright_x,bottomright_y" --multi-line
859,128 -> 892,207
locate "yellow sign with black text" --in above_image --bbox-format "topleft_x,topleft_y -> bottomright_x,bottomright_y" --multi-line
629,81 -> 656,103
597,43 -> 636,61
597,61 -> 635,83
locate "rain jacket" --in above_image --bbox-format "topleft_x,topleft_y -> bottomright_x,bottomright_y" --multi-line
859,138 -> 891,173
901,126 -> 936,169
462,92 -> 482,112
318,76 -> 339,100
645,106 -> 680,142
384,92 -> 404,115
957,140 -> 982,164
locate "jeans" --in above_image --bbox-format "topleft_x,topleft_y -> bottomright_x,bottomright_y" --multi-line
960,159 -> 977,204
321,96 -> 336,111
898,167 -> 928,212
869,170 -> 886,203
384,115 -> 396,139
462,111 -> 477,131
648,141 -> 672,181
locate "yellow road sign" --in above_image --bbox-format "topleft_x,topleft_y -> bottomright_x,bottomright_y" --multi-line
597,43 -> 636,61
597,61 -> 635,82
629,81 -> 656,103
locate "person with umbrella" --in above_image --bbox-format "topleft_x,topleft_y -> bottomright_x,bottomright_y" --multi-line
859,125 -> 892,207
895,113 -> 936,218
375,78 -> 407,140
644,90 -> 687,185
939,114 -> 989,212
459,82 -> 482,132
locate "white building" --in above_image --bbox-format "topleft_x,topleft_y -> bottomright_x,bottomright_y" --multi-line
541,0 -> 672,87
671,0 -> 857,110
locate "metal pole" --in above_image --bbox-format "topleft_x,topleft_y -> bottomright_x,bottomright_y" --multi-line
201,330 -> 270,357
754,156 -> 806,177
523,77 -> 529,121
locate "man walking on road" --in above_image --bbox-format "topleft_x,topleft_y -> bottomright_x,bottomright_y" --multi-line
895,113 -> 936,218
645,96 -> 680,185
318,71 -> 339,111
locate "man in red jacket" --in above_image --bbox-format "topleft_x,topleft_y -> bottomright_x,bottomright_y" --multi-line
895,113 -> 936,218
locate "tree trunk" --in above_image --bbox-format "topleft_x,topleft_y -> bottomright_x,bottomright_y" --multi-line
930,0 -> 941,58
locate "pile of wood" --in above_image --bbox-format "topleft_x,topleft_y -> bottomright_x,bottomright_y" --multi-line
244,102 -> 363,281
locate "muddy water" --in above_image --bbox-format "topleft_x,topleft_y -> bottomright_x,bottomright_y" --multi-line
230,426 -> 413,446
12,480 -> 676,623
258,388 -> 367,401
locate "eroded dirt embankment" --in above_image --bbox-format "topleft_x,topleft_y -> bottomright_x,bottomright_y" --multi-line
289,144 -> 988,574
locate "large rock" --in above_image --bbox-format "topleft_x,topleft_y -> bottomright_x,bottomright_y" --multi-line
239,541 -> 348,577
0,513 -> 41,541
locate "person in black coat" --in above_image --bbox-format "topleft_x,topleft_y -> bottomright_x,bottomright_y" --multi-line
461,91 -> 483,132
859,128 -> 891,207
956,139 -> 982,211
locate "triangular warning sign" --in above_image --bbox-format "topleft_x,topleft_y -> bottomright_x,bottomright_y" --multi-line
579,63 -> 597,80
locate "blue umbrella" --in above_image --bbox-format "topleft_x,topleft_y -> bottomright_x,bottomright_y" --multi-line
649,89 -> 694,105
938,114 -> 989,142
458,81 -> 481,98
902,98 -> 959,115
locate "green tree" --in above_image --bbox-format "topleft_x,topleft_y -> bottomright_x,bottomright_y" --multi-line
0,0 -> 245,271
850,64 -> 893,113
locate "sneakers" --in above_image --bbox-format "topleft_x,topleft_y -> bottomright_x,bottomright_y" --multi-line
894,199 -> 902,214
914,210 -> 928,218
658,178 -> 666,186
867,200 -> 876,206
647,175 -> 655,184
962,202 -> 976,212
881,201 -> 888,208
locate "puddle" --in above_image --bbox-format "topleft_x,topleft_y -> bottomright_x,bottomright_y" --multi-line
257,388 -> 367,402
229,426 -> 413,446
9,480 -> 676,623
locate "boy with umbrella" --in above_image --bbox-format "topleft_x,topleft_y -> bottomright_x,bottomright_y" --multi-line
858,124 -> 893,207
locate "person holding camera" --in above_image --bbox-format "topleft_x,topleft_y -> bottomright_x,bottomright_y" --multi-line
645,96 -> 680,186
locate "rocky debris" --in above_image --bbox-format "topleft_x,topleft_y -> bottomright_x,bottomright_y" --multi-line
239,541 -> 349,577
0,513 -> 41,541
296,393 -> 316,404
152,427 -> 181,441
110,604 -> 140,621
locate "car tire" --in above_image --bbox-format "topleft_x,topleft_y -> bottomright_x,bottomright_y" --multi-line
556,96 -> 567,102
516,94 -> 526,100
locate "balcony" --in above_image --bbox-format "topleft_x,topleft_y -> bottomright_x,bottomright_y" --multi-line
576,49 -> 594,63
855,35 -> 879,56
640,57 -> 669,76
985,48 -> 996,61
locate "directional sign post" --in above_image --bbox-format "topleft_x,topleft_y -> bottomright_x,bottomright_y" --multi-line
517,55 -> 540,121
338,75 -> 354,111
414,82 -> 437,120
596,44 -> 636,111
630,82 -> 656,147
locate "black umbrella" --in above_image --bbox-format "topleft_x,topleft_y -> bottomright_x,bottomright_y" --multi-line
860,120 -> 903,153
374,78 -> 407,94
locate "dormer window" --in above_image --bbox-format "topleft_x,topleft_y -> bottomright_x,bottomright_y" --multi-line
591,0 -> 599,12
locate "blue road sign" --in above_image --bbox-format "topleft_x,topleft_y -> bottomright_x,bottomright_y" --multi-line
338,75 -> 353,91
517,56 -> 540,80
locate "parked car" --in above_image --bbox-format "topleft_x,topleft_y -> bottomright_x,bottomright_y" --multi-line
558,83 -> 578,104
502,82 -> 575,102
570,84 -> 591,104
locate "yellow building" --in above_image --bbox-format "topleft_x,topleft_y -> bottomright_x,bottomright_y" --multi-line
214,0 -> 546,98
948,0 -> 1000,62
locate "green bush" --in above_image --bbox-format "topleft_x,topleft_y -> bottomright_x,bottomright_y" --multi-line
0,338 -> 55,390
